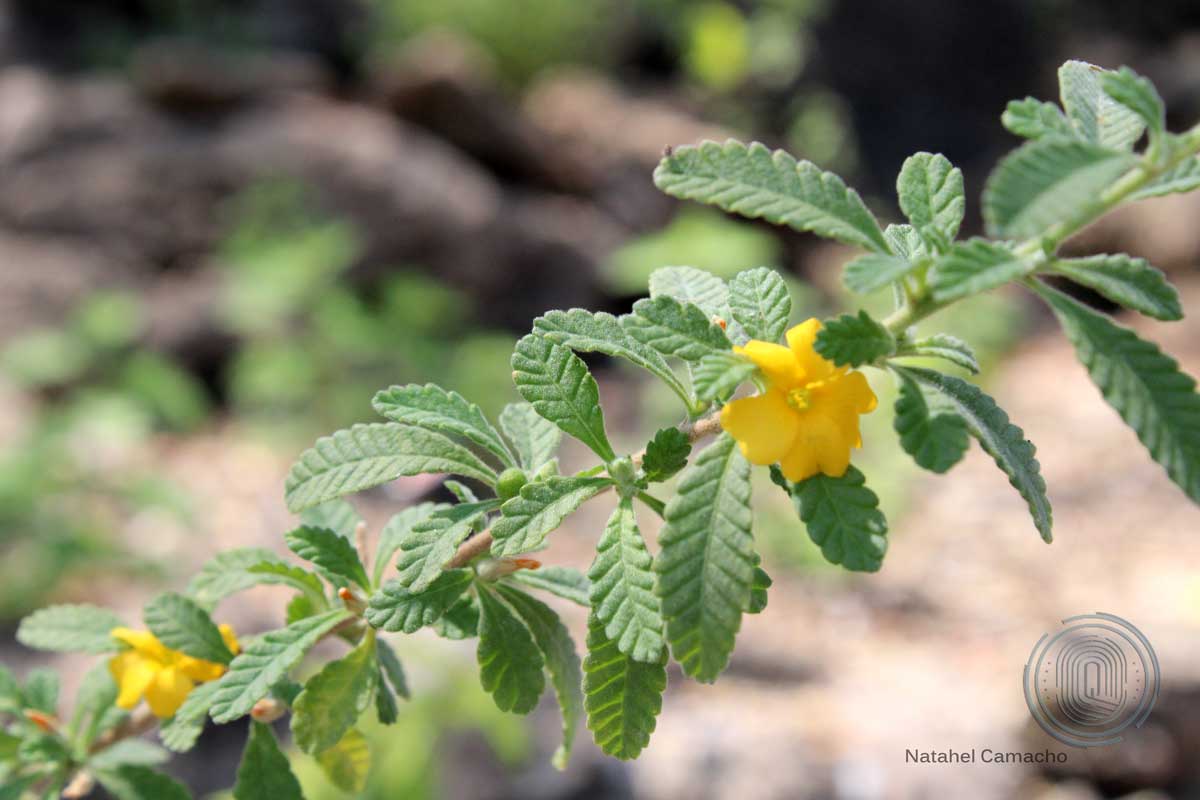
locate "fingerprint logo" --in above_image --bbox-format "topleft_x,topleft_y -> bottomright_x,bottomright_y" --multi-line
1023,613 -> 1159,747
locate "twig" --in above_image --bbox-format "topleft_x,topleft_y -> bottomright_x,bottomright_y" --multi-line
88,706 -> 156,755
446,411 -> 722,569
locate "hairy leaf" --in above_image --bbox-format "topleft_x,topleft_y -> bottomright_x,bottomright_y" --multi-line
299,498 -> 362,540
393,500 -> 498,592
589,499 -> 665,662
512,334 -> 616,461
95,765 -> 190,800
144,593 -> 233,665
654,434 -> 753,683
292,634 -> 377,754
1132,157 -> 1200,200
1059,60 -> 1144,149
641,427 -> 691,483
982,138 -> 1135,239
365,570 -> 474,633
431,594 -> 480,640
489,476 -> 612,557
582,613 -> 667,760
374,502 -> 443,586
729,267 -> 792,342
284,526 -> 370,590
1100,66 -> 1164,136
654,139 -> 890,252
894,366 -> 1053,542
893,372 -> 970,474
623,295 -> 731,363
244,563 -> 326,603
533,309 -> 689,404
187,549 -> 310,610
209,609 -> 352,723
787,467 -> 889,571
813,310 -> 895,366
1036,283 -> 1200,503
17,604 -> 123,654
928,239 -> 1028,302
372,383 -> 515,467
883,223 -> 929,261
315,728 -> 371,794
897,152 -> 965,251
159,681 -> 219,753
1001,97 -> 1076,140
495,585 -> 584,770
1047,255 -> 1182,321
842,252 -> 919,294
499,401 -> 562,474
692,351 -> 757,402
509,567 -> 590,606
649,266 -> 731,319
377,639 -> 410,699
233,722 -> 303,800
894,333 -> 980,374
476,586 -> 545,714
285,423 -> 498,511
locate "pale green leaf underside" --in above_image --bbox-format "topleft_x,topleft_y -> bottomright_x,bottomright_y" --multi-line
894,333 -> 980,374
649,266 -> 731,319
1100,66 -> 1164,135
1059,60 -> 1145,150
476,586 -> 545,715
300,499 -> 362,541
17,604 -> 124,655
729,267 -> 792,343
365,570 -> 474,633
1047,254 -> 1182,321
582,613 -> 666,761
285,423 -> 498,512
653,434 -> 753,683
654,139 -> 890,253
789,467 -> 889,571
893,372 -> 970,474
893,366 -> 1053,542
512,334 -> 616,462
144,592 -> 233,665
372,383 -> 515,468
929,239 -> 1028,302
315,728 -> 371,794
509,566 -> 591,606
291,635 -> 377,755
393,500 -> 497,593
499,401 -> 562,475
693,351 -> 757,402
1001,97 -> 1075,141
588,499 -> 665,663
897,151 -> 964,250
489,476 -> 612,557
842,253 -> 918,294
210,610 -> 352,723
1035,283 -> 1200,503
1132,157 -> 1200,200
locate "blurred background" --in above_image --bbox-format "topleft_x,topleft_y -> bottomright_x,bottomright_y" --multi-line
2,0 -> 1200,798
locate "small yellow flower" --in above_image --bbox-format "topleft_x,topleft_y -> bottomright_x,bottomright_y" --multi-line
721,319 -> 878,481
108,625 -> 239,718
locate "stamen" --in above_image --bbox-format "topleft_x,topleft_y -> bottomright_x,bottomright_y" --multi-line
786,387 -> 812,411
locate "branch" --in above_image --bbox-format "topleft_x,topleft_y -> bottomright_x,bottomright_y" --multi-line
445,411 -> 723,569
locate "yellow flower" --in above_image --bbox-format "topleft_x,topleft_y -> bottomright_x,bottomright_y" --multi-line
108,625 -> 239,718
720,319 -> 878,481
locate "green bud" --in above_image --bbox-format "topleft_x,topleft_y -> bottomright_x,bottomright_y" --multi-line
607,456 -> 638,488
496,467 -> 528,501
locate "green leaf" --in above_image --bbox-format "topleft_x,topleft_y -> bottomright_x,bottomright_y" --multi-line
315,728 -> 371,794
813,310 -> 894,366
729,267 -> 791,342
16,604 -> 123,654
883,223 -> 929,261
187,549 -> 294,610
532,309 -> 689,405
842,253 -> 919,294
509,566 -> 591,606
641,428 -> 691,483
18,730 -> 68,764
285,422 -> 498,512
392,501 -> 497,592
893,365 -> 1054,541
589,499 -> 665,662
893,371 -> 970,474
23,669 -> 59,714
649,266 -> 731,319
159,681 -> 219,753
374,502 -> 443,586
88,739 -> 168,770
1100,66 -> 1164,136
789,466 -> 889,571
233,722 -> 303,800
1001,97 -> 1076,140
511,334 -> 616,461
928,239 -> 1028,302
0,664 -> 21,714
284,526 -> 370,590
71,663 -> 119,746
623,295 -> 731,363
374,669 -> 398,724
1131,156 -> 1200,200
209,609 -> 352,723
692,351 -> 757,402
1034,282 -> 1200,503
494,585 -> 584,770
654,434 -> 753,683
431,595 -> 481,640
144,593 -> 233,665
1059,60 -> 1145,150
499,401 -> 562,474
365,570 -> 474,633
747,564 -> 771,614
476,586 -> 545,714
894,333 -> 980,374
489,476 -> 612,557
582,613 -> 666,760
292,634 -> 377,754
897,152 -> 965,251
982,139 -> 1135,239
654,139 -> 890,253
377,639 -> 410,699
372,383 -> 515,467
244,563 -> 326,603
1047,255 -> 1182,321
444,480 -> 479,504
299,498 -> 362,540
95,765 -> 190,800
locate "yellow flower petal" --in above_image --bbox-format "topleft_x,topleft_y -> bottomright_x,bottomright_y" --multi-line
733,341 -> 802,388
720,389 -> 800,465
785,319 -> 836,382
838,370 -> 878,413
144,666 -> 194,718
218,624 -> 240,656
110,652 -> 156,710
779,411 -> 853,480
110,627 -> 169,661
179,655 -> 226,683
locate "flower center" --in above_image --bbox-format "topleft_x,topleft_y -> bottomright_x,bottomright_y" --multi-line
786,386 -> 812,411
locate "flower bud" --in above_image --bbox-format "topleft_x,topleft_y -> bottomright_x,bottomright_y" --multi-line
251,697 -> 286,723
496,467 -> 528,501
